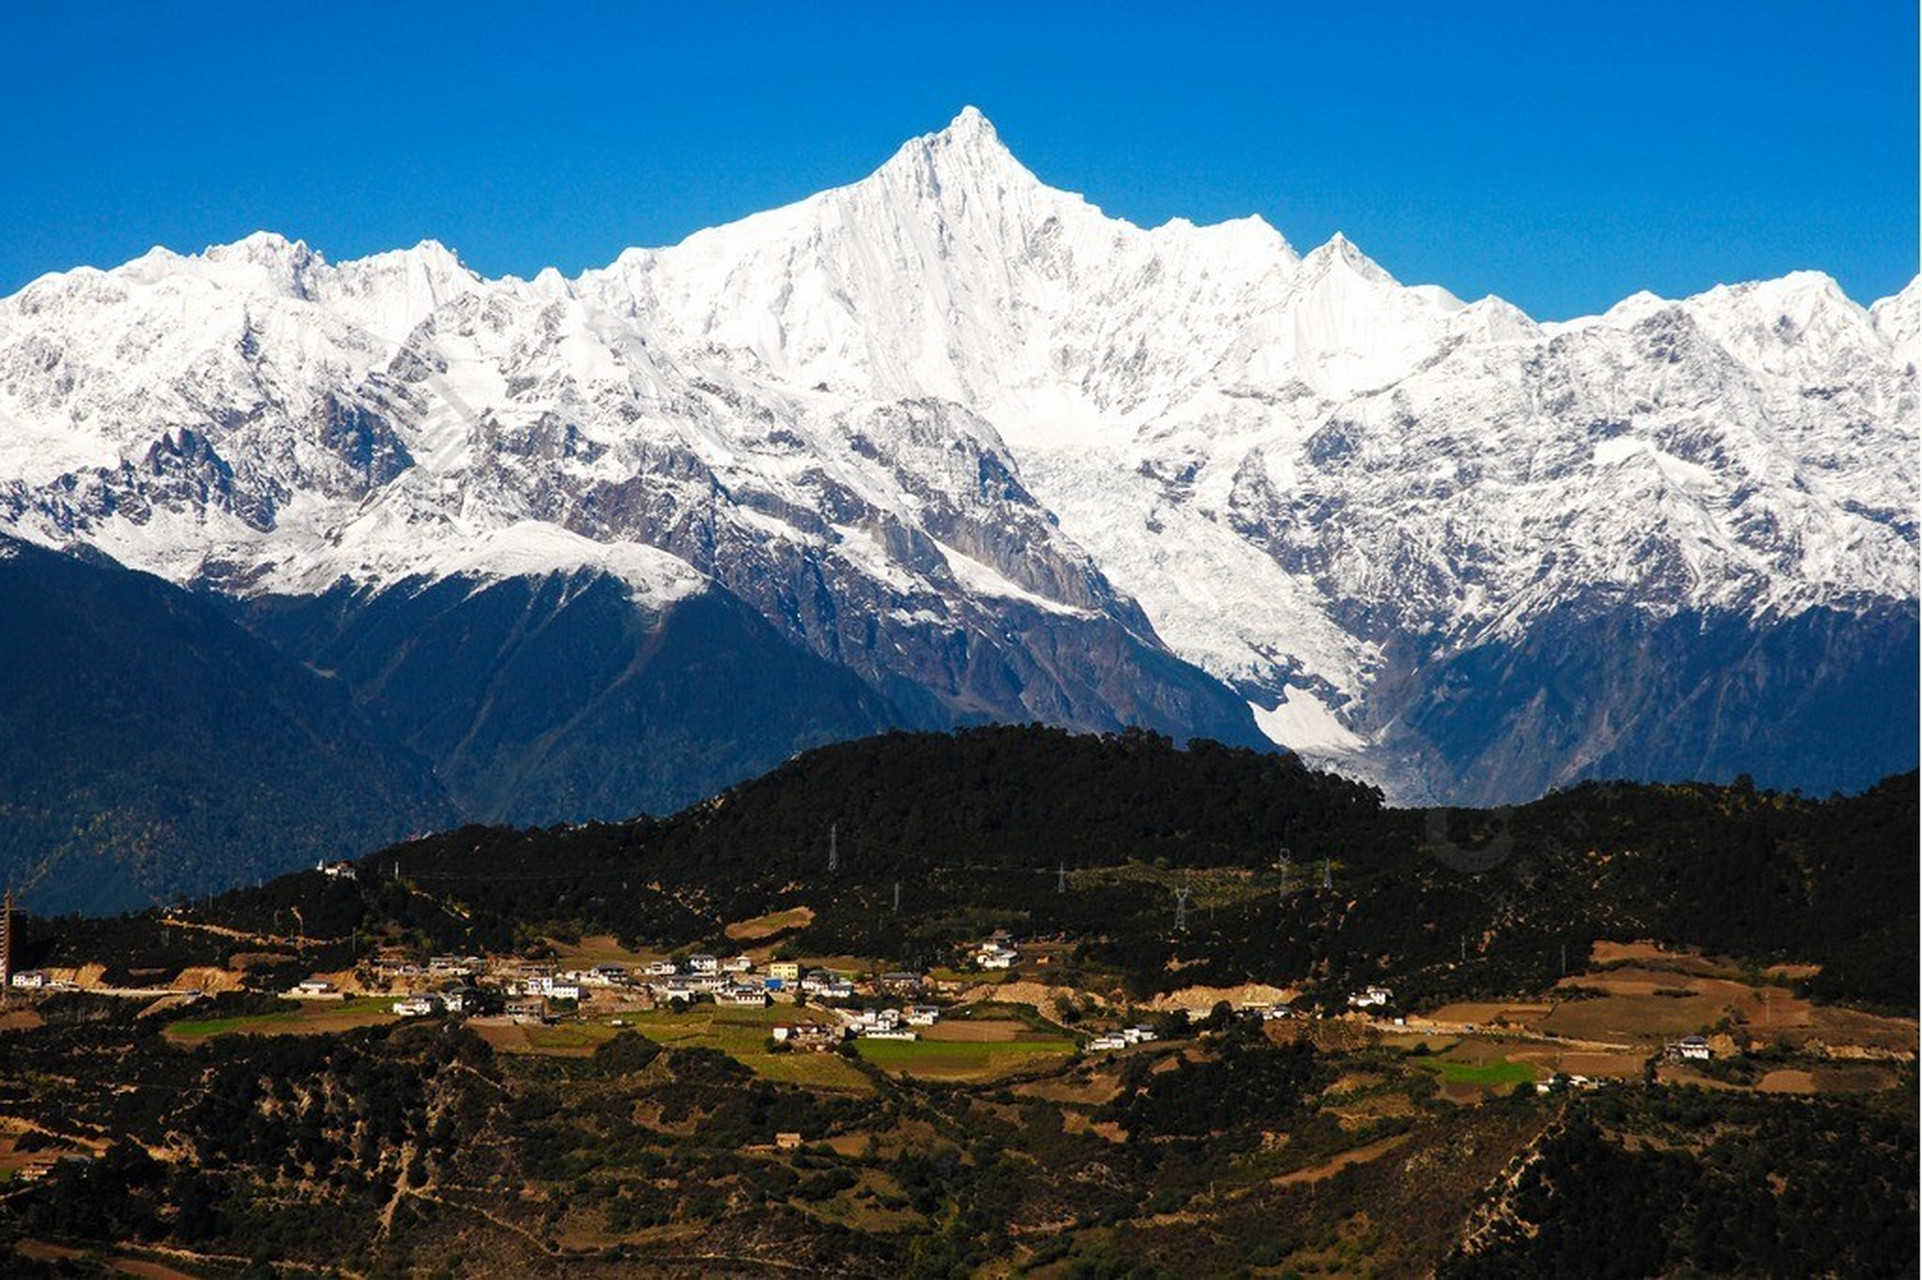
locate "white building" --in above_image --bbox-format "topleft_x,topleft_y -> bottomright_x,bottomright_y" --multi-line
526,976 -> 582,1001
1347,986 -> 1394,1009
1676,1035 -> 1712,1061
687,954 -> 720,975
976,946 -> 1018,970
392,996 -> 440,1017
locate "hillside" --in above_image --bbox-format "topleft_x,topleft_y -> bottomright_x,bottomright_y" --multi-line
27,726 -> 1915,1009
0,535 -> 452,913
0,727 -> 1913,1276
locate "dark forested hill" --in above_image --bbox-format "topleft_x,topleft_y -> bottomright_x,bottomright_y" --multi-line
0,536 -> 453,914
107,725 -> 1913,1010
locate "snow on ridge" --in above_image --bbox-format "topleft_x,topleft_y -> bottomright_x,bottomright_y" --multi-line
432,522 -> 709,610
0,109 -> 1911,804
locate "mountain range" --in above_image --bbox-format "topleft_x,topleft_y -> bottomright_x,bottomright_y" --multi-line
0,107 -> 1914,911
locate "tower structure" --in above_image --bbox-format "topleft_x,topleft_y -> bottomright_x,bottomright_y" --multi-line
828,823 -> 839,875
1174,885 -> 1191,932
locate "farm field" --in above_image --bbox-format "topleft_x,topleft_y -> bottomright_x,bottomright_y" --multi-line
163,1001 -> 399,1042
855,1034 -> 1077,1081
1416,1057 -> 1537,1089
511,1005 -> 876,1090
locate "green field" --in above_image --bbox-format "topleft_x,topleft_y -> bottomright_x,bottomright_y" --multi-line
854,1036 -> 1077,1080
165,1003 -> 399,1041
600,1007 -> 873,1090
1416,1057 -> 1538,1087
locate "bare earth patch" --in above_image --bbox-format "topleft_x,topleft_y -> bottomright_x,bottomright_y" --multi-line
724,907 -> 815,941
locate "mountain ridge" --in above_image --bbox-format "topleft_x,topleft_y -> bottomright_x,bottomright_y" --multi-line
0,107 -> 1913,834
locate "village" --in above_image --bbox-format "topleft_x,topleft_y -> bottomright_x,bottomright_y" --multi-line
6,883 -> 1872,1094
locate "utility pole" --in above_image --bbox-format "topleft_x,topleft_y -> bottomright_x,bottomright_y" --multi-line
1321,857 -> 1333,891
828,823 -> 839,876
1057,861 -> 1067,895
1,887 -> 13,999
1174,886 -> 1191,932
892,881 -> 901,913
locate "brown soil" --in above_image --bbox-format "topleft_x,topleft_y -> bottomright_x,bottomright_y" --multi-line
921,1020 -> 1023,1043
1146,983 -> 1296,1014
1272,1133 -> 1411,1186
724,907 -> 815,941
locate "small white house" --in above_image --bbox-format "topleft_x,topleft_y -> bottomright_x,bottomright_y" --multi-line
440,986 -> 479,1013
976,946 -> 1018,970
1676,1035 -> 1712,1061
1087,1034 -> 1127,1051
1347,986 -> 1394,1009
721,956 -> 754,974
526,975 -> 582,1001
643,960 -> 678,977
8,971 -> 47,990
392,996 -> 440,1017
292,979 -> 336,997
687,954 -> 720,976
318,860 -> 358,880
906,1006 -> 941,1027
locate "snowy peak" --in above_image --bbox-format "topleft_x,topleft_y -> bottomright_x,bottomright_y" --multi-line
0,114 -> 1911,806
881,105 -> 1027,184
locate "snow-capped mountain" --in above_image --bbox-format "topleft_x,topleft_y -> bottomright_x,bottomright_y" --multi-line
1,106 -> 1914,869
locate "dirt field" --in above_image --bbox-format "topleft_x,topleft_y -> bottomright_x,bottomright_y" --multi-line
1423,1001 -> 1556,1028
920,1019 -> 1024,1043
1806,1005 -> 1918,1055
550,935 -> 656,967
1272,1133 -> 1411,1186
724,907 -> 814,941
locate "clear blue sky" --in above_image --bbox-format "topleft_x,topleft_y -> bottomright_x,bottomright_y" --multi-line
4,2 -> 1914,318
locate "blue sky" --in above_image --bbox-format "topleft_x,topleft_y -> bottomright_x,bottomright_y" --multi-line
4,2 -> 1914,318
